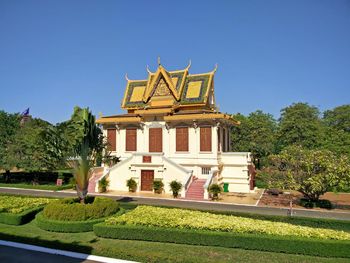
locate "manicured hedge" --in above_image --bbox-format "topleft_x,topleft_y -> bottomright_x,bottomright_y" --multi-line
42,197 -> 119,221
93,223 -> 350,258
0,206 -> 44,225
36,208 -> 125,233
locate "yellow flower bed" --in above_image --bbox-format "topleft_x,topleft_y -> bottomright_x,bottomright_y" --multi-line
106,206 -> 350,241
0,195 -> 54,214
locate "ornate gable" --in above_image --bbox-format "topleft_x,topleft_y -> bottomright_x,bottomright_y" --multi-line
122,62 -> 216,110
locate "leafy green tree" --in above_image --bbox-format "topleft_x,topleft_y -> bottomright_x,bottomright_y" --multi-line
277,103 -> 323,150
5,118 -> 60,172
323,104 -> 350,132
262,146 -> 350,201
321,105 -> 350,158
0,111 -> 20,181
231,110 -> 277,168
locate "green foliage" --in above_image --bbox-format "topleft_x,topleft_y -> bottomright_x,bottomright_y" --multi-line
208,184 -> 222,200
94,223 -> 350,258
262,146 -> 350,201
106,206 -> 350,240
36,208 -> 125,233
126,178 -> 137,192
152,180 -> 164,194
0,195 -> 53,214
231,111 -> 277,168
0,111 -> 20,176
67,107 -> 103,202
299,199 -> 333,209
98,177 -> 109,193
0,206 -> 44,225
42,197 -> 119,221
169,180 -> 182,198
277,103 -> 323,150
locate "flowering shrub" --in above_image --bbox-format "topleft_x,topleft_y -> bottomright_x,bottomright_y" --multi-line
106,206 -> 350,241
0,195 -> 53,214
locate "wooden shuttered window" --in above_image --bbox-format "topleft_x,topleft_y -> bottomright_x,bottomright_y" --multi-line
107,129 -> 116,151
176,127 -> 189,152
126,128 -> 137,151
200,126 -> 212,152
149,128 -> 162,152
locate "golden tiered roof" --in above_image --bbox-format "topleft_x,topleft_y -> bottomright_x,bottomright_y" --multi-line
96,61 -> 239,126
122,62 -> 217,110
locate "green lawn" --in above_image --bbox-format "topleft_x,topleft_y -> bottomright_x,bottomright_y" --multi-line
0,220 -> 348,263
0,183 -> 73,191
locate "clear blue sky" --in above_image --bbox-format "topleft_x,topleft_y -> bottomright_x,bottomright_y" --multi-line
1,0 -> 349,124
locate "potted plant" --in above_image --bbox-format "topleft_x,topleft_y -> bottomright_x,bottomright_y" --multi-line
169,180 -> 182,198
208,184 -> 223,200
98,177 -> 109,193
126,178 -> 137,192
153,180 -> 164,194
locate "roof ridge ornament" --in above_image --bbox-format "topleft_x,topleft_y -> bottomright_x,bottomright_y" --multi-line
125,73 -> 130,81
185,60 -> 191,70
213,63 -> 218,73
146,65 -> 152,74
157,56 -> 161,66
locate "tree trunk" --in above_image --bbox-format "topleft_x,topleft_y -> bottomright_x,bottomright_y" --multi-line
5,170 -> 11,183
76,185 -> 87,204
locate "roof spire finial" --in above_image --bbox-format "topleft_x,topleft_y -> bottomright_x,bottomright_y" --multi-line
125,73 -> 130,81
213,63 -> 218,73
146,65 -> 152,74
157,56 -> 161,66
185,59 -> 192,70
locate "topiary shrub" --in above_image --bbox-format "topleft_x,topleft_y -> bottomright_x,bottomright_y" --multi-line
42,197 -> 119,221
208,184 -> 223,200
169,180 -> 182,198
98,177 -> 109,193
153,180 -> 164,194
126,178 -> 137,192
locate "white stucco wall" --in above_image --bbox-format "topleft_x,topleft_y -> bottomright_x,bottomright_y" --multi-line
103,121 -> 252,194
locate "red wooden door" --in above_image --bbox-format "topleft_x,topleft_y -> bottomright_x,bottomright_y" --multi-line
149,128 -> 162,152
141,170 -> 154,191
200,126 -> 212,152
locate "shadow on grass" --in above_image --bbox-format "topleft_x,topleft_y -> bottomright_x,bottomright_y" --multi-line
0,232 -> 93,255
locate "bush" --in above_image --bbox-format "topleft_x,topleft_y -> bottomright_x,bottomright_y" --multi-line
208,184 -> 222,200
42,197 -> 119,221
106,206 -> 350,240
169,180 -> 182,198
317,199 -> 333,209
153,180 -> 164,194
299,198 -> 333,209
0,206 -> 44,225
98,177 -> 109,193
93,224 -> 350,258
36,208 -> 124,233
126,178 -> 137,192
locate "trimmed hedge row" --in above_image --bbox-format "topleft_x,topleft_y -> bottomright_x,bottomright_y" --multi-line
43,197 -> 119,221
93,223 -> 350,258
0,206 -> 44,225
36,208 -> 125,233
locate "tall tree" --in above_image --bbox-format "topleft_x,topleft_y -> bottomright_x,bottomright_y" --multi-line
0,111 -> 20,181
321,105 -> 350,158
231,110 -> 277,168
277,103 -> 323,151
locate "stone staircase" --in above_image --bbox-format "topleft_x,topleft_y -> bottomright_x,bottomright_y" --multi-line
88,167 -> 105,193
185,178 -> 206,200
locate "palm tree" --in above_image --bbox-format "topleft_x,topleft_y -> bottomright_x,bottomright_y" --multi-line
69,107 -> 102,204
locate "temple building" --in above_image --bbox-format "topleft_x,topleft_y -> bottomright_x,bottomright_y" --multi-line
94,61 -> 256,199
